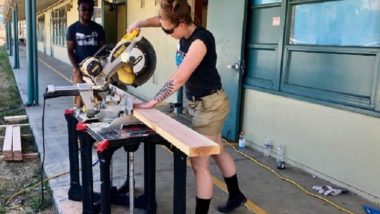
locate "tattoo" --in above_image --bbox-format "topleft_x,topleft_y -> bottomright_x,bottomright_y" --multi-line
153,80 -> 174,102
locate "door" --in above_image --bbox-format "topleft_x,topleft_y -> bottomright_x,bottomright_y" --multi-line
207,0 -> 247,140
103,1 -> 118,44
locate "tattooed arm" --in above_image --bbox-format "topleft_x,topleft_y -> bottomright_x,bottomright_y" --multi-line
134,39 -> 207,109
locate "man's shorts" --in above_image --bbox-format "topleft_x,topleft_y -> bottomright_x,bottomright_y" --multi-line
187,89 -> 230,136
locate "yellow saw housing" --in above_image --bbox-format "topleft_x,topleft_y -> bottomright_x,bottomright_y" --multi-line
79,29 -> 156,88
117,64 -> 135,85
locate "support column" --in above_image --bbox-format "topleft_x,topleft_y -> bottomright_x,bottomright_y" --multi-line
8,20 -> 13,56
6,22 -> 10,51
25,0 -> 35,105
13,5 -> 20,69
31,0 -> 39,104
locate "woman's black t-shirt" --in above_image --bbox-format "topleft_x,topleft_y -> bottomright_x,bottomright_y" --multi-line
178,27 -> 222,100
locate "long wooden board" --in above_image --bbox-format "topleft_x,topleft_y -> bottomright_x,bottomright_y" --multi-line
110,85 -> 221,157
2,126 -> 13,161
12,126 -> 22,161
133,108 -> 221,157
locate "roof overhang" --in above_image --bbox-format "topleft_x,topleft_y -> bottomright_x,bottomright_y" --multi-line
3,0 -> 70,23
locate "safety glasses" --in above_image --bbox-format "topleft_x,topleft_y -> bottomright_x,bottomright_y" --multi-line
161,23 -> 180,35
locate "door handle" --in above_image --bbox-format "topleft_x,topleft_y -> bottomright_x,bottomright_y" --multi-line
227,63 -> 240,71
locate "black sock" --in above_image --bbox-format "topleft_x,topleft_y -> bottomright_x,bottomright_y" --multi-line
195,197 -> 211,214
224,174 -> 242,199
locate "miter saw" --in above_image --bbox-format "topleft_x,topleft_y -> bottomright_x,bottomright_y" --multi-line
44,30 -> 156,129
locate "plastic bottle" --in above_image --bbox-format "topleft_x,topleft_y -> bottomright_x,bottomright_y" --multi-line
263,139 -> 272,157
238,131 -> 246,149
276,145 -> 286,170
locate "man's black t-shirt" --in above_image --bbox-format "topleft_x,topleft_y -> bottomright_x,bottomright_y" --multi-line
178,27 -> 222,100
66,21 -> 105,64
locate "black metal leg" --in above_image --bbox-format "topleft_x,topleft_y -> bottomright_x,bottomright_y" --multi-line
144,140 -> 157,214
117,151 -> 130,194
64,109 -> 82,201
135,140 -> 157,213
77,126 -> 94,214
173,147 -> 187,214
98,151 -> 113,214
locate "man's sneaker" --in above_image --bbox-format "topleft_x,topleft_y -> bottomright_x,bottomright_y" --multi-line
217,193 -> 247,213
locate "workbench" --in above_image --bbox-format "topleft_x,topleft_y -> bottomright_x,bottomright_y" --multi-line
63,101 -> 221,213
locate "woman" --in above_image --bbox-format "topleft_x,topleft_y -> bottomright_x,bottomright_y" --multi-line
129,0 -> 246,213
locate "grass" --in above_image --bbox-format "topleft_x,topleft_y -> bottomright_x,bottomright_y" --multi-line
0,47 -> 25,125
0,46 -> 54,213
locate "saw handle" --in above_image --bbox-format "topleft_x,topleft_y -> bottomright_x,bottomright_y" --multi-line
122,29 -> 140,41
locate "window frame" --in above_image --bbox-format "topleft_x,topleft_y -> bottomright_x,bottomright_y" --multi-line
51,8 -> 67,47
37,15 -> 45,42
243,0 -> 380,116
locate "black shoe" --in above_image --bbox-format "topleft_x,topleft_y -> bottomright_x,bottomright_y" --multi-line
217,193 -> 247,213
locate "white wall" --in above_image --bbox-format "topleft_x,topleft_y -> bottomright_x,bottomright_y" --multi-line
125,0 -> 179,102
41,0 -> 80,64
242,89 -> 380,203
37,41 -> 44,53
44,11 -> 51,56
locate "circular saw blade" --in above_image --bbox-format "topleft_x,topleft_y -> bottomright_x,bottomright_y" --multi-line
129,37 -> 157,87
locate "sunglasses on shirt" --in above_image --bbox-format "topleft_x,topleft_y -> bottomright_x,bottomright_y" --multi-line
161,23 -> 180,35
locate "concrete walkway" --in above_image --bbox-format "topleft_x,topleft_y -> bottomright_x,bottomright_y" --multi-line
8,47 -> 380,214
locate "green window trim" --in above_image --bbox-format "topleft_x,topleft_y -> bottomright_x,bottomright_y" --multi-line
244,0 -> 380,115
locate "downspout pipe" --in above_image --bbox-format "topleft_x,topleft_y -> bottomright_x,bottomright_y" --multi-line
25,0 -> 34,105
13,4 -> 20,69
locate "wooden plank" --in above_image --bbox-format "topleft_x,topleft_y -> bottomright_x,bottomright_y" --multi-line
22,152 -> 39,160
2,126 -> 13,161
0,123 -> 29,128
0,153 -> 39,161
12,126 -> 22,161
12,127 -> 22,161
133,109 -> 221,157
110,85 -> 221,157
4,115 -> 27,123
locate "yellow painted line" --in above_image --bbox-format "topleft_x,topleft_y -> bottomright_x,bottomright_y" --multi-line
38,58 -> 71,83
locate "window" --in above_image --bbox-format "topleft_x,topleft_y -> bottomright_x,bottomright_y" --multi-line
37,15 -> 45,42
290,0 -> 380,47
245,0 -> 380,113
51,8 -> 66,46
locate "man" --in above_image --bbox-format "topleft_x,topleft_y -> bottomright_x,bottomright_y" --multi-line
66,0 -> 105,107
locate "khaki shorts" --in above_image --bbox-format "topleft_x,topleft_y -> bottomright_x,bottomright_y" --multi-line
187,90 -> 230,136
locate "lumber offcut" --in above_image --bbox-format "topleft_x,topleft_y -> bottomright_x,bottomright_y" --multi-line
2,126 -> 13,160
4,115 -> 27,123
12,126 -> 22,161
133,108 -> 221,157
